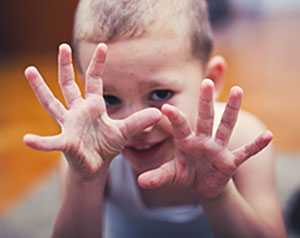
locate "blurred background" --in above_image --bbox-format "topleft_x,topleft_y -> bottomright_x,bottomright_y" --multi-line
0,0 -> 300,237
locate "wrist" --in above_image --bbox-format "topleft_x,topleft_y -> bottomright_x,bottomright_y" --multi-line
63,170 -> 108,204
66,163 -> 110,189
200,179 -> 236,207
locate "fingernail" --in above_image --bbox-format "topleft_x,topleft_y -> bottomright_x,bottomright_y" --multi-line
231,86 -> 243,96
98,43 -> 107,51
24,66 -> 37,78
264,130 -> 273,139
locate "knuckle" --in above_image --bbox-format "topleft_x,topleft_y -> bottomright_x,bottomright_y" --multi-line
86,97 -> 102,114
201,137 -> 215,150
245,143 -> 255,156
46,100 -> 57,112
119,123 -> 129,142
60,76 -> 73,87
63,138 -> 80,154
35,82 -> 44,92
97,121 -> 125,157
227,102 -> 240,111
221,117 -> 234,130
86,68 -> 101,80
176,134 -> 194,150
216,132 -> 226,143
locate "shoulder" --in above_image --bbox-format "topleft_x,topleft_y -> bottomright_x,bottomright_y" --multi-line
214,102 -> 275,192
214,102 -> 269,150
213,104 -> 286,233
214,103 -> 286,236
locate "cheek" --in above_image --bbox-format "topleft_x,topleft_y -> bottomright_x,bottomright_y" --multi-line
168,93 -> 199,131
168,105 -> 198,133
187,108 -> 198,131
106,108 -> 123,120
178,98 -> 199,131
106,106 -> 135,120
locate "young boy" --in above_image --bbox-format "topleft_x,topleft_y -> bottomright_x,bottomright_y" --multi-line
23,0 -> 287,237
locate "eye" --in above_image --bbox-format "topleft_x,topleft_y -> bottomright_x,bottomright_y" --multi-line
103,95 -> 121,107
149,90 -> 174,102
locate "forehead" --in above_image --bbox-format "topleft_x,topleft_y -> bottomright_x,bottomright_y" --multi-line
77,33 -> 204,92
78,30 -> 193,71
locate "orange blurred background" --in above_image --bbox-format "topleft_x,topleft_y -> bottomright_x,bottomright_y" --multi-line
0,0 -> 78,213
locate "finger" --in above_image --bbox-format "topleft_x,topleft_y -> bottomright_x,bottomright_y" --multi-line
233,131 -> 273,167
23,134 -> 64,151
161,104 -> 192,141
196,79 -> 215,137
118,108 -> 162,140
215,86 -> 243,146
85,43 -> 107,97
25,66 -> 66,124
138,160 -> 176,189
58,43 -> 82,106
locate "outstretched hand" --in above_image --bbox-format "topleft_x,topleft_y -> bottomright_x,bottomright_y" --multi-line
24,43 -> 161,179
138,79 -> 272,200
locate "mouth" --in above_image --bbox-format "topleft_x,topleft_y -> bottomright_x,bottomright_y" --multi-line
127,140 -> 165,151
124,139 -> 168,157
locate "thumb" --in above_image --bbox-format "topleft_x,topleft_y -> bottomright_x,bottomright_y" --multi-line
118,108 -> 162,140
23,133 -> 64,151
138,160 -> 176,189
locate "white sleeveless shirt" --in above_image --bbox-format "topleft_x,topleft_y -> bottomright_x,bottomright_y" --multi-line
104,155 -> 214,238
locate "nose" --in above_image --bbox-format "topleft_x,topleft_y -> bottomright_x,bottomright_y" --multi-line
118,103 -> 153,120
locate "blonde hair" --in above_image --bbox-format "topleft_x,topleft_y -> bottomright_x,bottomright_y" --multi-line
73,0 -> 213,68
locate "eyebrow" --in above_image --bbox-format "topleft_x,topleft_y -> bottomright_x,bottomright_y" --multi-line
145,76 -> 182,87
103,76 -> 182,92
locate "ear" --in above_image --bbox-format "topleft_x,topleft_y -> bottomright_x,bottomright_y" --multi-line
205,55 -> 226,95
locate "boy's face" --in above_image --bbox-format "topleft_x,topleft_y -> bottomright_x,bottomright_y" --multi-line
79,34 -> 205,174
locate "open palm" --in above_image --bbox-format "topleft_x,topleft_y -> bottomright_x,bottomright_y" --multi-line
24,44 -> 161,179
138,80 -> 272,199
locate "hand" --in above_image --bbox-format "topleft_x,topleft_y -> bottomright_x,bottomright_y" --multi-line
24,43 -> 161,180
138,79 -> 272,200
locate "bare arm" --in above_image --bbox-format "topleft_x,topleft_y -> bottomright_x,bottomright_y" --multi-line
23,43 -> 162,238
52,164 -> 108,238
202,174 -> 285,238
200,111 -> 286,238
201,129 -> 286,238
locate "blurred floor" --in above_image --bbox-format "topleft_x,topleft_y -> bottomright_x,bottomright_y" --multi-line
0,55 -> 63,213
0,14 -> 299,230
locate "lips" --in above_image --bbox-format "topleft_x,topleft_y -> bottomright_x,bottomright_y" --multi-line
123,138 -> 172,168
126,140 -> 165,152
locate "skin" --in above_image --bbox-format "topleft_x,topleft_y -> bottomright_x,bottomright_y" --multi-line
24,30 -> 286,237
